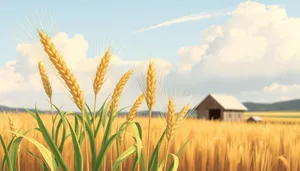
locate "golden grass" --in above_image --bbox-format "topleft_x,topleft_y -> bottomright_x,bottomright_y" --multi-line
1,113 -> 300,171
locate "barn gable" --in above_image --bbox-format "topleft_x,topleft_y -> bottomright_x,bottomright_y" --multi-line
195,94 -> 248,122
195,94 -> 248,111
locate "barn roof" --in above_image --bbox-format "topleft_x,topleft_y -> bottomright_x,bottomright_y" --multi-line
247,116 -> 262,121
195,94 -> 248,111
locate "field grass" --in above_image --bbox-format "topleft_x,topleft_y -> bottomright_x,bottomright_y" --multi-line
0,112 -> 299,171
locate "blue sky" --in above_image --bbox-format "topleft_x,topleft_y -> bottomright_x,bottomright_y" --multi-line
1,0 -> 299,65
1,0 -> 300,111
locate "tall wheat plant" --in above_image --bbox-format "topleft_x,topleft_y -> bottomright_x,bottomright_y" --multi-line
0,29 -> 190,171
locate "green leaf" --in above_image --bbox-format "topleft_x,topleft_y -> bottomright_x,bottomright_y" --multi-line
94,96 -> 109,138
113,146 -> 136,171
0,135 -> 13,171
25,108 -> 36,119
168,139 -> 190,171
83,119 -> 97,170
35,105 -> 69,171
55,119 -> 63,145
10,129 -> 32,171
158,154 -> 179,171
7,131 -> 59,171
63,115 -> 83,171
94,133 -> 120,170
2,127 -> 25,171
148,130 -> 166,171
26,148 -> 50,171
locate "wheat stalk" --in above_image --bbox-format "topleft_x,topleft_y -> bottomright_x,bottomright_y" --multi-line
38,30 -> 90,171
108,69 -> 133,169
8,116 -> 21,171
38,61 -> 55,139
145,61 -> 156,167
146,61 -> 156,110
119,94 -> 145,146
38,31 -> 85,111
163,98 -> 175,171
93,49 -> 111,132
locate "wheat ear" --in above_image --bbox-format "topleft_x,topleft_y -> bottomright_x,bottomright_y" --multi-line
38,61 -> 52,99
109,69 -> 133,169
163,98 -> 175,171
38,61 -> 55,139
175,104 -> 190,128
38,31 -> 85,111
110,69 -> 133,114
119,94 -> 145,146
145,61 -> 156,167
38,30 -> 89,171
8,117 -> 17,137
93,49 -> 111,132
166,98 -> 175,141
127,94 -> 145,122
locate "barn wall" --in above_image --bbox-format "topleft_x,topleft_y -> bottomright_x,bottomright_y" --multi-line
196,96 -> 223,120
223,110 -> 244,122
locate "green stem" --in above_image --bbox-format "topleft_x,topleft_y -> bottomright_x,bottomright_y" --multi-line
50,98 -> 54,141
93,95 -> 97,133
82,109 -> 90,171
146,109 -> 152,169
163,141 -> 170,171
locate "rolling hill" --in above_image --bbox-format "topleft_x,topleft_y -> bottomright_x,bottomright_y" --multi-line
243,99 -> 300,112
2,98 -> 300,114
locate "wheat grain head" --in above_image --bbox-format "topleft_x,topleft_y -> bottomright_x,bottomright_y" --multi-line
38,61 -> 52,99
166,98 -> 175,141
127,94 -> 144,122
110,69 -> 133,114
93,49 -> 111,95
146,61 -> 156,110
38,30 -> 85,111
175,104 -> 190,127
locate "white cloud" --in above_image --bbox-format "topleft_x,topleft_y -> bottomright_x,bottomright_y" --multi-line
179,1 -> 300,79
136,12 -> 230,33
239,82 -> 300,103
3,1 -> 300,112
0,32 -> 178,112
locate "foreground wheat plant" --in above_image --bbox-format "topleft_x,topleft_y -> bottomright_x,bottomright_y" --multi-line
38,61 -> 55,139
93,49 -> 111,132
38,30 -> 89,170
0,29 -> 189,171
145,61 -> 156,168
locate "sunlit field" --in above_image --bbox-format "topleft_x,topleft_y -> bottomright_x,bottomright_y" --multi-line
1,112 -> 299,171
245,112 -> 300,123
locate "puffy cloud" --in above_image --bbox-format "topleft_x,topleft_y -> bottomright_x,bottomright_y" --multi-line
239,82 -> 300,103
179,1 -> 300,79
3,1 -> 300,112
0,32 -> 176,111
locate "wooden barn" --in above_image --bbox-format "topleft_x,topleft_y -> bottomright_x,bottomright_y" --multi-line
194,94 -> 248,122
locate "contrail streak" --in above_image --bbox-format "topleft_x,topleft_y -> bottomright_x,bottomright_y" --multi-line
136,12 -> 231,33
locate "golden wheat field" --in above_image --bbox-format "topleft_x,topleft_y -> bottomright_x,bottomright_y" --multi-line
1,112 -> 300,171
245,112 -> 300,123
